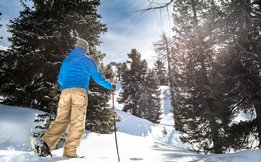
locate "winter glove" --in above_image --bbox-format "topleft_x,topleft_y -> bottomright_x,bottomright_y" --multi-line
112,84 -> 116,91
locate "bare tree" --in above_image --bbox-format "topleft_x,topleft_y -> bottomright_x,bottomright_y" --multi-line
154,32 -> 175,117
141,0 -> 174,11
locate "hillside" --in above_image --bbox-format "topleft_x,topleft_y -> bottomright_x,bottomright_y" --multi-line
0,86 -> 261,162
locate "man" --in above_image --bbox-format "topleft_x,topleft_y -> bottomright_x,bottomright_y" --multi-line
35,38 -> 114,158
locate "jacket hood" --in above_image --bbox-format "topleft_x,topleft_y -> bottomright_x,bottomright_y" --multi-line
69,48 -> 86,57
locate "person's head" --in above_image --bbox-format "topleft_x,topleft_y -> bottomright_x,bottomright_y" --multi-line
75,38 -> 89,54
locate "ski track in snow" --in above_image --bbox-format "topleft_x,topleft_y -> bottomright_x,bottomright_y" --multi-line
0,86 -> 261,162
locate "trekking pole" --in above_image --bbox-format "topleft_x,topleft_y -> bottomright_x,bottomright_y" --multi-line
112,90 -> 120,162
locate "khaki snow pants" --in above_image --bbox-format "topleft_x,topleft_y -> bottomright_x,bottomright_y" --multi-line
42,88 -> 88,157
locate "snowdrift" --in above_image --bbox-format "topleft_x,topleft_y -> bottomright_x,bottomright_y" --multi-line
0,103 -> 261,162
0,86 -> 261,162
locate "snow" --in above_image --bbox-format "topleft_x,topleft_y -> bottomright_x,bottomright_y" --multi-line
231,110 -> 256,124
0,44 -> 8,51
0,86 -> 261,162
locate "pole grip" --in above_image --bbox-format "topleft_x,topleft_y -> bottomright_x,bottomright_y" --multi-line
112,91 -> 115,108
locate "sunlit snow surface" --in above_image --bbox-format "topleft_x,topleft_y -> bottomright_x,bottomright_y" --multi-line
0,85 -> 260,162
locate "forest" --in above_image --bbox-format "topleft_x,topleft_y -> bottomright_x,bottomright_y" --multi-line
0,0 -> 260,154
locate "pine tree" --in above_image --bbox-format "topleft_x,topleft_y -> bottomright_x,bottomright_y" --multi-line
212,0 -> 261,149
146,0 -> 261,152
171,0 -> 261,153
142,70 -> 162,123
115,63 -> 125,81
154,33 -> 176,124
1,0 -> 114,133
0,12 -> 4,92
86,63 -> 115,133
32,113 -> 66,149
1,0 -> 106,111
153,59 -> 167,85
171,0 -> 233,153
108,62 -> 124,81
118,49 -> 146,117
118,49 -> 162,123
0,12 -> 2,40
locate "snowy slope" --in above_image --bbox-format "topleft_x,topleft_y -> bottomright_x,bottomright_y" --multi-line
0,105 -> 45,151
0,86 -> 261,162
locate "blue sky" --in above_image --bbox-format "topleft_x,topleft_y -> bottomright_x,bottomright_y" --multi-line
0,0 -> 173,67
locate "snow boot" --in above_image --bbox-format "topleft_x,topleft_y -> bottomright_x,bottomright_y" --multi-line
36,141 -> 52,157
30,137 -> 52,157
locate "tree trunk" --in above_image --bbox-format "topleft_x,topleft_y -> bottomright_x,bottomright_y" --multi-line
210,118 -> 223,153
255,104 -> 261,148
161,34 -> 176,125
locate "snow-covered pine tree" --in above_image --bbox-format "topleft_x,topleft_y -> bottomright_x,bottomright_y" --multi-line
33,113 -> 51,138
0,0 -> 115,133
0,0 -> 106,112
32,113 -> 66,149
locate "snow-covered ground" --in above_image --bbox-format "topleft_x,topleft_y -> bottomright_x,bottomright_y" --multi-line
0,86 -> 261,162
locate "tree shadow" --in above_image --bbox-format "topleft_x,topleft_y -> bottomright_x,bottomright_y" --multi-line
117,113 -> 153,136
151,141 -> 202,162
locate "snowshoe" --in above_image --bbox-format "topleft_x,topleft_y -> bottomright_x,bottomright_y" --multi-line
64,155 -> 86,159
30,137 -> 52,157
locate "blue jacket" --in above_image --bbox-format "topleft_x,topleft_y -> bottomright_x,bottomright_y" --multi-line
58,48 -> 112,91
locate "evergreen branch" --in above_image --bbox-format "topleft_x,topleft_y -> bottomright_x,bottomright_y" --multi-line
234,38 -> 261,63
242,2 -> 261,18
231,98 -> 246,113
231,89 -> 261,113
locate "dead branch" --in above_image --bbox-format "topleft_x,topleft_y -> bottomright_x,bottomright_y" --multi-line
138,0 -> 174,12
